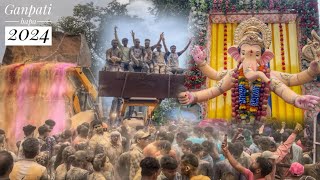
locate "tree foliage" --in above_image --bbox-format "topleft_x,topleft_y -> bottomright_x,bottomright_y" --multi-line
152,98 -> 181,125
56,1 -> 129,48
51,1 -> 131,75
149,0 -> 191,19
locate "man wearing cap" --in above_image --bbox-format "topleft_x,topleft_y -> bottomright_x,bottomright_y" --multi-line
105,131 -> 123,165
129,130 -> 150,180
260,150 -> 280,180
286,162 -> 304,179
18,124 -> 36,159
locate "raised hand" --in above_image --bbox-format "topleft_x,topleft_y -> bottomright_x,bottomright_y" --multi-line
177,91 -> 194,105
293,123 -> 303,134
294,95 -> 320,110
160,32 -> 164,40
281,122 -> 286,129
191,45 -> 207,64
114,26 -> 118,32
221,134 -> 228,154
131,30 -> 135,37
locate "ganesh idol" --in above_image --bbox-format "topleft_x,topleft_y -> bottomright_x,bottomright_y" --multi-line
178,17 -> 320,122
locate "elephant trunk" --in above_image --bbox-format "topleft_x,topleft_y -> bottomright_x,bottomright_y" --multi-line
241,56 -> 269,83
312,30 -> 320,42
242,57 -> 258,71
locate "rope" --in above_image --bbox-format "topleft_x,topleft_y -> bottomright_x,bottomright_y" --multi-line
167,73 -> 171,98
121,72 -> 129,98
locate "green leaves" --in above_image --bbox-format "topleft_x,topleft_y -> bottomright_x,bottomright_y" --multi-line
150,0 -> 191,19
152,98 -> 181,125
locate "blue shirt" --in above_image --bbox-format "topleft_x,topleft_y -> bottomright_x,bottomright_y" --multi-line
186,137 -> 206,144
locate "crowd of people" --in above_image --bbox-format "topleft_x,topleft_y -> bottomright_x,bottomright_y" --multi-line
0,115 -> 320,180
105,27 -> 191,74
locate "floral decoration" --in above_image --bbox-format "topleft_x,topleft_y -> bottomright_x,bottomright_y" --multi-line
231,65 -> 270,122
187,0 -> 319,120
184,66 -> 206,89
186,0 -> 211,90
187,0 -> 319,90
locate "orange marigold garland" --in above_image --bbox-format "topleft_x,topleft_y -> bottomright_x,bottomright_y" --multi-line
231,64 -> 271,123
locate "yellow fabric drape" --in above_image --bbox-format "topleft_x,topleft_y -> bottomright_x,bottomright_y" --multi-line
208,22 -> 303,123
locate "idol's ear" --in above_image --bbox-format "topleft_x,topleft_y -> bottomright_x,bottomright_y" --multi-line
228,46 -> 241,62
261,49 -> 274,65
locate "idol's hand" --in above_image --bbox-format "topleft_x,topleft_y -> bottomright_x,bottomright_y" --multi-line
178,91 -> 195,105
191,45 -> 207,65
294,95 -> 320,110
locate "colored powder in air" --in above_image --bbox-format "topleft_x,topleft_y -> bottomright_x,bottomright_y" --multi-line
0,62 -> 76,150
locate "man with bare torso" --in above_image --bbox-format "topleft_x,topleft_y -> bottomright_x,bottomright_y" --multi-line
106,39 -> 122,71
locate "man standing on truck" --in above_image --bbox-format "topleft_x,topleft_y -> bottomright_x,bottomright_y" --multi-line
143,33 -> 163,73
153,42 -> 167,74
114,26 -> 130,71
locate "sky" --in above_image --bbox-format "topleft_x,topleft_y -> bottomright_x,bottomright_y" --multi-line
0,0 -> 189,65
1,0 -> 320,64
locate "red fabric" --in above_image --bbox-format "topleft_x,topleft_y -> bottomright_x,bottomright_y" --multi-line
244,168 -> 254,180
